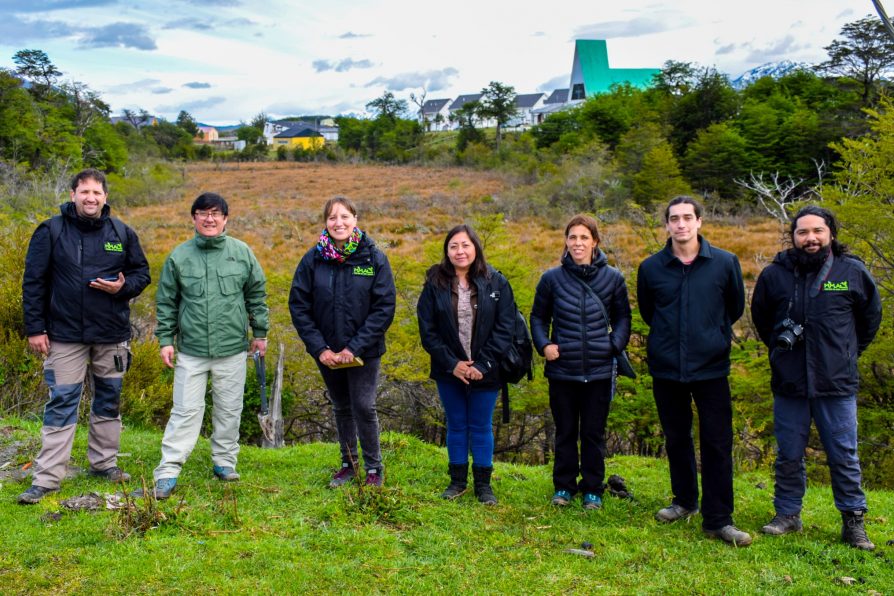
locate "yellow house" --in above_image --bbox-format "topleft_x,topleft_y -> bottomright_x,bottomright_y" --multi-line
273,127 -> 325,150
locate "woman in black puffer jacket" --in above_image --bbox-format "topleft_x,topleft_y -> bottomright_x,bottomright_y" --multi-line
530,214 -> 631,510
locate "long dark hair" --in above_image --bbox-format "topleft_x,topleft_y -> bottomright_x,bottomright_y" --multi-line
790,205 -> 848,256
426,224 -> 490,288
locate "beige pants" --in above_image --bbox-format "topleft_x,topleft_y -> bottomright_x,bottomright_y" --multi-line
32,341 -> 127,489
154,351 -> 247,480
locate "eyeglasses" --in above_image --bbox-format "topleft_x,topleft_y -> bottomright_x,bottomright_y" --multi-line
194,210 -> 225,220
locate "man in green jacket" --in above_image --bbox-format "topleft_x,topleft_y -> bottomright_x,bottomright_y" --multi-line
138,192 -> 268,499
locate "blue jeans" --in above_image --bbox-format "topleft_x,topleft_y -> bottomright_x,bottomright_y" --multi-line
436,379 -> 499,467
773,394 -> 866,514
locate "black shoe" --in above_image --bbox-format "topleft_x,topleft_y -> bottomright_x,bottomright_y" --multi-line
88,466 -> 131,483
841,510 -> 875,551
761,513 -> 803,535
17,485 -> 55,504
441,463 -> 468,500
472,465 -> 497,506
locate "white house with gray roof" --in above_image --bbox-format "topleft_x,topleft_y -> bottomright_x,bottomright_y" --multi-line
419,98 -> 452,130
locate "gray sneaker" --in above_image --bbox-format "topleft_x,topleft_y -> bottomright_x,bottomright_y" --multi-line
131,477 -> 177,500
88,466 -> 131,483
212,465 -> 240,482
704,525 -> 753,547
655,503 -> 699,523
762,513 -> 803,535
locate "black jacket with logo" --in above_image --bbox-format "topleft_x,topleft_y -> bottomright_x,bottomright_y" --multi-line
530,251 -> 631,382
22,202 -> 150,343
289,234 -> 396,360
636,236 -> 745,382
416,266 -> 515,389
751,249 -> 882,399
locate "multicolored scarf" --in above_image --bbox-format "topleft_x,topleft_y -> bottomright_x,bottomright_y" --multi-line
317,227 -> 362,262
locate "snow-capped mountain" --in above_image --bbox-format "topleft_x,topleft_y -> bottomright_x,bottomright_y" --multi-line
730,60 -> 813,89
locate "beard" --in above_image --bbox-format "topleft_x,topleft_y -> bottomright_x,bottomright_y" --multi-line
789,244 -> 831,271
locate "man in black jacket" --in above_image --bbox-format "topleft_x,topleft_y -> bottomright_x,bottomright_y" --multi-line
637,196 -> 750,546
18,169 -> 150,504
752,206 -> 881,551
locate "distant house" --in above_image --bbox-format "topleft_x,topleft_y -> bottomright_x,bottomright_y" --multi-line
419,98 -> 452,130
279,119 -> 339,143
196,125 -> 218,142
447,94 -> 496,130
273,126 -> 325,150
262,122 -> 289,145
569,39 -> 659,100
507,93 -> 545,129
531,88 -> 572,123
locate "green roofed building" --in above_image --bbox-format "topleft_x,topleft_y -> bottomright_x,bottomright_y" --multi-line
570,39 -> 660,100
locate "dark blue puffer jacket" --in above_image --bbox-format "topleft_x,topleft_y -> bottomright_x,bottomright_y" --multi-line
530,251 -> 631,382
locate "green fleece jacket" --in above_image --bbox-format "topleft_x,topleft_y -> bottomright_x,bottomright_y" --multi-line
155,232 -> 268,358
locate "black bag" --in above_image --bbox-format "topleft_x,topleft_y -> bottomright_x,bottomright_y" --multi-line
499,307 -> 534,423
500,308 -> 534,384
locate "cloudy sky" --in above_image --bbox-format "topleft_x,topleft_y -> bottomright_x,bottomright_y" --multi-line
0,0 -> 877,125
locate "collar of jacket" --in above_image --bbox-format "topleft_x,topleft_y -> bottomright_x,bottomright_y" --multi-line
194,231 -> 228,250
61,201 -> 110,231
561,249 -> 607,278
659,234 -> 713,266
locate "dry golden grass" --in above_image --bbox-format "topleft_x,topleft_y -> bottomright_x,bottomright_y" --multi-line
120,162 -> 788,290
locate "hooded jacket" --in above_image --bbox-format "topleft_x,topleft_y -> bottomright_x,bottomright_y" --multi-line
416,265 -> 516,389
289,234 -> 396,360
636,236 -> 745,382
155,232 -> 268,359
22,202 -> 150,343
751,248 -> 882,399
530,251 -> 632,382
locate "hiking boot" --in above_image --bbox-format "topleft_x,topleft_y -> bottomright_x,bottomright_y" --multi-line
704,525 -> 753,547
441,462 -> 468,500
17,485 -> 55,505
131,478 -> 177,500
582,493 -> 603,510
841,510 -> 875,551
551,490 -> 573,506
328,464 -> 355,488
472,465 -> 497,505
761,513 -> 803,535
655,503 -> 699,523
89,466 -> 131,483
365,470 -> 383,487
212,465 -> 240,482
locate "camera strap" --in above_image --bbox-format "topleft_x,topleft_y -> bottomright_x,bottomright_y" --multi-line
808,253 -> 834,298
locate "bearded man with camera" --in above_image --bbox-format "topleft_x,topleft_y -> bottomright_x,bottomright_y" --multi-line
751,206 -> 882,551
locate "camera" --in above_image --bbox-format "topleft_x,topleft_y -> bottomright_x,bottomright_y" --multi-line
776,318 -> 805,351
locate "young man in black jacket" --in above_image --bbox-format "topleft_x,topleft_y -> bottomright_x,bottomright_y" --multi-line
19,168 -> 150,504
751,206 -> 882,551
637,196 -> 750,546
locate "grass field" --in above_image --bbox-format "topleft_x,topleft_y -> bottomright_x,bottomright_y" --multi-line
0,419 -> 891,594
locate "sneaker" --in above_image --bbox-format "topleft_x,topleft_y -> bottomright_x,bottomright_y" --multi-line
365,470 -> 383,487
551,490 -> 573,506
655,503 -> 699,523
841,510 -> 875,551
17,485 -> 55,505
582,493 -> 603,510
212,465 -> 240,482
329,465 -> 355,488
761,513 -> 803,535
88,466 -> 131,483
131,478 -> 177,500
704,525 -> 753,547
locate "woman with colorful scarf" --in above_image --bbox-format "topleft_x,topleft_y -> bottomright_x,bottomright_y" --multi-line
289,197 -> 396,487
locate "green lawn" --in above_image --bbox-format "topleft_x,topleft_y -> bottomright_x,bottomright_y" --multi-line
0,419 -> 891,594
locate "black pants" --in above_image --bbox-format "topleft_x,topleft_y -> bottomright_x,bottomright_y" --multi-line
549,378 -> 612,495
653,376 -> 734,531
